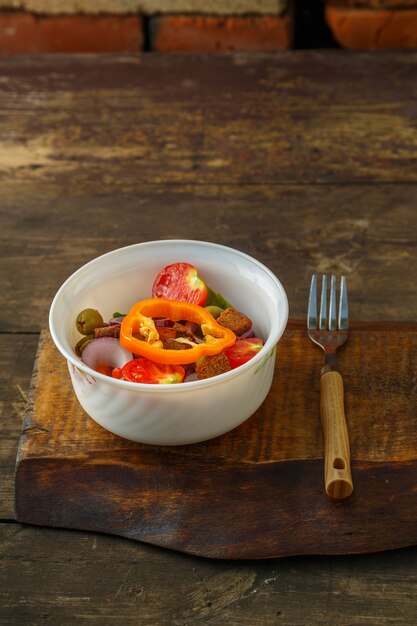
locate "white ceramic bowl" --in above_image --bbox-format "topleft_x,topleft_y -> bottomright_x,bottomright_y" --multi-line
49,240 -> 288,445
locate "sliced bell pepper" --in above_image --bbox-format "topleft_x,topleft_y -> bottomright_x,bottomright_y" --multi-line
120,298 -> 236,365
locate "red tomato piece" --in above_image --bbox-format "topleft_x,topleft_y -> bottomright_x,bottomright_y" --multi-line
118,357 -> 185,384
95,363 -> 114,377
223,338 -> 264,369
152,262 -> 208,306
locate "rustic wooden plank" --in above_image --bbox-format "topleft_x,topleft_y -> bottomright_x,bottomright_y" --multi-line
0,182 -> 416,333
16,324 -> 417,462
1,523 -> 416,626
1,50 -> 417,622
0,333 -> 39,519
0,53 -> 415,185
14,325 -> 417,558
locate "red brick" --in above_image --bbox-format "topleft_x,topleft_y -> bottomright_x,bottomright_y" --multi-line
0,12 -> 143,54
328,1 -> 417,7
150,15 -> 292,52
326,6 -> 417,49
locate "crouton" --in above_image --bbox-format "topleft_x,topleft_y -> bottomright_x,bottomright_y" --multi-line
162,338 -> 192,351
94,324 -> 120,338
195,353 -> 231,380
216,307 -> 252,336
172,322 -> 196,339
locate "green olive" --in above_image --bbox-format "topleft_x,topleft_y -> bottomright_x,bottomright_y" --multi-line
204,305 -> 223,319
76,308 -> 104,335
74,334 -> 95,356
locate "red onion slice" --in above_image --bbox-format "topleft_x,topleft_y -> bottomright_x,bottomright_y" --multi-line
81,337 -> 132,371
184,372 -> 199,383
182,363 -> 195,376
109,316 -> 125,325
154,317 -> 174,327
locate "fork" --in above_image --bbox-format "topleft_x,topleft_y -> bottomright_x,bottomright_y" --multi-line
307,275 -> 353,500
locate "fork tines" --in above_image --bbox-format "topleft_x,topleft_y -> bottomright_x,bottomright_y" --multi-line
308,274 -> 349,331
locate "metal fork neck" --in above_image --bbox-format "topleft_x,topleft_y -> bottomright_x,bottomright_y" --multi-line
321,362 -> 339,375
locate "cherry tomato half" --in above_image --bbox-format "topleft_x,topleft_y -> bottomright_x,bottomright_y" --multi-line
152,262 -> 208,306
114,357 -> 185,384
223,338 -> 264,369
95,363 -> 114,377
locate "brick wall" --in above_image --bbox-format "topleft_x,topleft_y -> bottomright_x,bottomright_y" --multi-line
0,0 -> 415,53
325,1 -> 417,49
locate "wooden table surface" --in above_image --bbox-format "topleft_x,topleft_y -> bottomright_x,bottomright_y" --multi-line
1,51 -> 416,625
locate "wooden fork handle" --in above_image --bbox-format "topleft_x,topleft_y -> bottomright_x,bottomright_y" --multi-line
320,370 -> 353,500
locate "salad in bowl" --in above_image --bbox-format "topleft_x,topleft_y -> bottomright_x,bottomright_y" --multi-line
49,240 -> 288,445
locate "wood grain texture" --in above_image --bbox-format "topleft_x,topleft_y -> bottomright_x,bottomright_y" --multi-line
0,53 -> 416,186
1,182 -> 416,332
14,323 -> 417,559
0,333 -> 39,519
1,51 -> 417,623
1,524 -> 416,626
320,371 -> 353,499
0,54 -> 416,334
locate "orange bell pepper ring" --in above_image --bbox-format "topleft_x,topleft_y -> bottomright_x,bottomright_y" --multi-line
120,298 -> 236,365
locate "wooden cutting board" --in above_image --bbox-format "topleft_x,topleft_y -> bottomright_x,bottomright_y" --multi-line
14,322 -> 417,559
